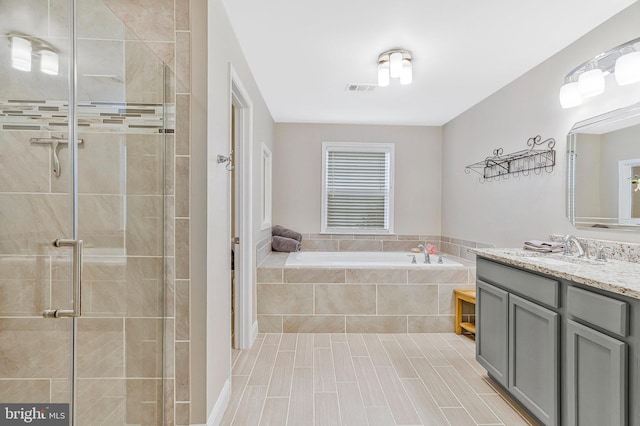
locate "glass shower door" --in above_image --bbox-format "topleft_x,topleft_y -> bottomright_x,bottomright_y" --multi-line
0,0 -> 75,421
1,1 -> 168,424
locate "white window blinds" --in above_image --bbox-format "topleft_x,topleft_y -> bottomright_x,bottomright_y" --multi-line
322,142 -> 394,233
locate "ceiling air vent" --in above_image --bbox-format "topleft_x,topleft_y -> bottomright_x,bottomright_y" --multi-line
345,83 -> 377,93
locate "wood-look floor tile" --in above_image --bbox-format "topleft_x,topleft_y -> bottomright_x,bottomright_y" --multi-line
411,334 -> 452,367
377,333 -> 396,341
260,397 -> 289,426
315,393 -> 342,426
435,366 -> 501,424
294,334 -> 313,367
410,357 -> 461,408
220,375 -> 248,426
248,344 -> 279,386
401,378 -> 449,426
336,382 -> 368,426
231,386 -> 267,425
441,407 -> 477,426
362,334 -> 392,367
352,357 -> 387,407
233,336 -> 264,376
313,348 -> 337,393
264,333 -> 282,345
346,333 -> 368,356
279,333 -> 298,351
365,406 -> 396,426
314,333 -> 331,348
480,394 -> 532,426
267,351 -> 295,397
395,334 -> 424,357
375,366 -> 421,425
288,368 -> 313,426
381,339 -> 418,378
332,341 -> 357,383
440,349 -> 496,395
331,333 -> 348,342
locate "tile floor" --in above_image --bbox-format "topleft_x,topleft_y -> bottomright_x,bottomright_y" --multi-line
221,333 -> 538,425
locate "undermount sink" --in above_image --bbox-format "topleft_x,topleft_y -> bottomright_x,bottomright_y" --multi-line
525,256 -> 575,266
523,253 -> 604,267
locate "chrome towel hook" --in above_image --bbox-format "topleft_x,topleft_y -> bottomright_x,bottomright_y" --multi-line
217,151 -> 234,171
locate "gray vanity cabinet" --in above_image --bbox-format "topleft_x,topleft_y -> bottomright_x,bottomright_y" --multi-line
566,320 -> 627,426
509,294 -> 558,425
476,280 -> 509,387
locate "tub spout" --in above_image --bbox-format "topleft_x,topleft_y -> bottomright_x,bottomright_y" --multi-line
417,244 -> 431,264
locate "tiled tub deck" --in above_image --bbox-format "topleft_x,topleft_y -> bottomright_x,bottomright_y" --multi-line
257,253 -> 476,333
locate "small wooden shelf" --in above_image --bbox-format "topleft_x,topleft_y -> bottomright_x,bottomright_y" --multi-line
454,289 -> 476,335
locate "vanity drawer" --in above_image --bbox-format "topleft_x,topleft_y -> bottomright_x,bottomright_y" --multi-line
477,258 -> 559,308
567,286 -> 628,338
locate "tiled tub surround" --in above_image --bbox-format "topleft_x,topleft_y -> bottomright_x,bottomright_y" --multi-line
469,247 -> 640,299
257,252 -> 476,333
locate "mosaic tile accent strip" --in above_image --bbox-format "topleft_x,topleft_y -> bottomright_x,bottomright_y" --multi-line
0,99 -> 175,134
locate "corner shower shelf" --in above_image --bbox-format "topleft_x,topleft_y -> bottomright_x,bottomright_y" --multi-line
465,135 -> 556,183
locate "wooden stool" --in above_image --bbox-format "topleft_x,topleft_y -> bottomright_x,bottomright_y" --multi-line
454,289 -> 476,335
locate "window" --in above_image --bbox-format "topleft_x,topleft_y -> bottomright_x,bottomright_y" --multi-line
322,142 -> 394,233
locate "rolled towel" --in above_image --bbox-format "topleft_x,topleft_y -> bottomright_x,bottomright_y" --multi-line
272,225 -> 303,242
272,235 -> 301,252
523,240 -> 566,253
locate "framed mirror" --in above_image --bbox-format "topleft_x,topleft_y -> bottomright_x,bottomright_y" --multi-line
567,101 -> 640,229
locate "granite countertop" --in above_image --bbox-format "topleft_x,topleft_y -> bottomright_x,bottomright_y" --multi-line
469,248 -> 640,300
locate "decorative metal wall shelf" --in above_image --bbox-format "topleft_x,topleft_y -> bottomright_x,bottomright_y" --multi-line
465,135 -> 556,183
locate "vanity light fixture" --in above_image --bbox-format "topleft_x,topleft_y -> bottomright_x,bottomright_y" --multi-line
40,49 -> 59,75
560,36 -> 640,109
10,36 -> 32,72
378,49 -> 412,87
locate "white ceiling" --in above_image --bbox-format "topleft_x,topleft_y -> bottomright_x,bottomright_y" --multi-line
222,0 -> 636,126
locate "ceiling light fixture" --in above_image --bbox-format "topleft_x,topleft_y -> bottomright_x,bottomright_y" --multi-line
559,36 -> 640,109
378,49 -> 412,87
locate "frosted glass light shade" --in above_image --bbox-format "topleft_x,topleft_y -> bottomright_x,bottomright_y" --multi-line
11,37 -> 32,72
377,61 -> 390,87
559,82 -> 582,109
389,52 -> 402,78
40,50 -> 59,75
578,68 -> 605,98
615,51 -> 640,86
400,59 -> 412,85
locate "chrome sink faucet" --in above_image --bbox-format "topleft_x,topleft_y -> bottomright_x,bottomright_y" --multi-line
563,235 -> 588,258
417,244 -> 431,264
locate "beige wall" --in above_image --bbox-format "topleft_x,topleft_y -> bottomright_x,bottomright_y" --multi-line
442,2 -> 640,247
273,123 -> 442,236
203,0 -> 275,421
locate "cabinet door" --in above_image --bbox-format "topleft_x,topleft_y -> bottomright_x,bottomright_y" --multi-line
566,320 -> 627,426
476,280 -> 509,387
509,294 -> 559,426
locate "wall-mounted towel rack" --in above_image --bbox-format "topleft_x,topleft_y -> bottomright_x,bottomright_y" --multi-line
464,135 -> 556,183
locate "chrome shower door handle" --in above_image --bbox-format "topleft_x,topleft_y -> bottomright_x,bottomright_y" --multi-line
43,239 -> 83,318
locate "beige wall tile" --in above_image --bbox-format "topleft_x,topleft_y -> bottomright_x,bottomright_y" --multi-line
257,268 -> 283,283
1,131 -> 51,193
258,315 -> 283,333
125,135 -> 164,196
398,235 -> 420,241
125,257 -> 164,317
175,401 -> 190,425
125,379 -> 163,425
301,239 -> 339,252
408,315 -> 455,333
377,285 -> 438,315
346,269 -> 407,284
102,0 -> 175,42
164,379 -> 175,425
176,279 -> 190,340
176,32 -> 190,93
125,318 -> 163,378
0,256 -> 51,316
164,319 -> 175,378
283,315 -> 345,333
175,0 -> 190,30
408,268 -> 470,284
175,341 -> 190,402
284,268 -> 345,283
315,284 -> 375,315
346,316 -> 407,333
0,318 -> 71,378
0,380 -> 51,403
175,157 -> 189,218
124,40 -> 165,103
126,195 -> 163,256
77,318 -> 124,378
175,218 -> 189,279
76,379 -> 126,424
439,283 -> 475,315
382,241 -> 422,252
165,135 -> 175,196
176,94 -> 191,155
258,284 -> 313,314
339,239 -> 383,252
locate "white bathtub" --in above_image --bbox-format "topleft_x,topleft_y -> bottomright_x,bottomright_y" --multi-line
285,251 -> 463,268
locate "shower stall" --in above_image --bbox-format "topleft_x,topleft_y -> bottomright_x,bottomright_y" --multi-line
0,0 -> 171,424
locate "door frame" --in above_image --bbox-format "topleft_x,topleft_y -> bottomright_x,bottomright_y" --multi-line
229,64 -> 257,349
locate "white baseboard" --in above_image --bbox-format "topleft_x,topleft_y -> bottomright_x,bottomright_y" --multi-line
206,379 -> 231,426
251,319 -> 259,343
